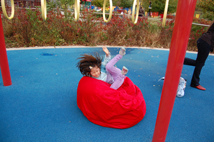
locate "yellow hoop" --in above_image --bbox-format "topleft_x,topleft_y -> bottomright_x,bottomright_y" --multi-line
41,0 -> 47,20
75,0 -> 80,21
103,0 -> 113,23
1,0 -> 15,20
132,0 -> 140,24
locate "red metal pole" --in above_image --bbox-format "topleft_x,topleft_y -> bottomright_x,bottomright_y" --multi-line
0,15 -> 12,86
152,0 -> 197,141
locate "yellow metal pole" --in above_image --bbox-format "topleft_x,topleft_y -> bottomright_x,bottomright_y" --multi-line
41,0 -> 47,20
162,0 -> 169,27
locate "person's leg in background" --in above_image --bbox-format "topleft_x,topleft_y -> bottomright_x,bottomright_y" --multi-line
184,57 -> 196,66
190,38 -> 210,90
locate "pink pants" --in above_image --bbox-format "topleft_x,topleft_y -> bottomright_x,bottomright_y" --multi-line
106,54 -> 125,90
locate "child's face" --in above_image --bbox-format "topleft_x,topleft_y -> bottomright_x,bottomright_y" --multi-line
90,66 -> 100,78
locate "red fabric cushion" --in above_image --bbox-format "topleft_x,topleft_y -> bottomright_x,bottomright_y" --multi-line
77,76 -> 146,129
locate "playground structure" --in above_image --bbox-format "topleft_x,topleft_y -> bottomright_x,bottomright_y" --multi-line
0,0 -> 199,141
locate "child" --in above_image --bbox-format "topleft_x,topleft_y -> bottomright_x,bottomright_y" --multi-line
76,47 -> 128,90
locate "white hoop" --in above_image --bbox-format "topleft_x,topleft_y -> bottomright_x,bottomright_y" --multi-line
103,0 -> 113,23
41,0 -> 47,20
132,0 -> 140,24
75,0 -> 80,21
1,0 -> 15,20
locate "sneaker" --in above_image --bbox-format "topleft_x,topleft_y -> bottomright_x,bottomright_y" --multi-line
158,76 -> 186,98
158,77 -> 165,81
119,47 -> 126,56
176,77 -> 186,97
121,66 -> 128,75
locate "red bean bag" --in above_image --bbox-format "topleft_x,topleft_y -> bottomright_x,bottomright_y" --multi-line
77,76 -> 146,129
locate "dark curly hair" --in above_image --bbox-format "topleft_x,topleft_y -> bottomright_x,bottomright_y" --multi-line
76,53 -> 103,77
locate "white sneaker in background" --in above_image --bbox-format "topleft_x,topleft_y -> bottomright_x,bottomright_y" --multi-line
158,76 -> 187,98
158,77 -> 165,81
176,77 -> 187,98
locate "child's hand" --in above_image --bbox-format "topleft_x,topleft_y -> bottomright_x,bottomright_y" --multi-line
102,47 -> 110,57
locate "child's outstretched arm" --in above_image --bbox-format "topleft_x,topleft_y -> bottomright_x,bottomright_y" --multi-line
102,47 -> 110,57
102,47 -> 111,67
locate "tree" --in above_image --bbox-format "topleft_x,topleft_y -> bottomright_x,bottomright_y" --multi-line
119,0 -> 132,8
142,0 -> 178,14
92,0 -> 132,8
92,0 -> 109,8
196,0 -> 214,21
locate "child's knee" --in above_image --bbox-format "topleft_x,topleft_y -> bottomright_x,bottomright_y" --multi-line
106,62 -> 111,72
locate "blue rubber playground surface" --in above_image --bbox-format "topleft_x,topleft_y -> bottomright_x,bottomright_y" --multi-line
0,47 -> 214,142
